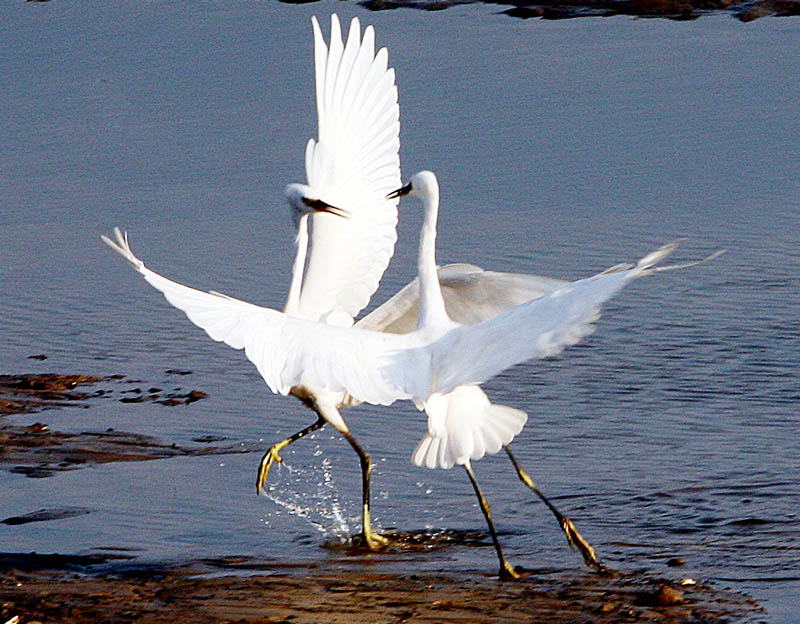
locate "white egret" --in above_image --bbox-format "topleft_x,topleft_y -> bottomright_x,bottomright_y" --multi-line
102,168 -> 717,575
256,14 -> 400,548
382,171 -> 722,576
261,14 -> 402,549
282,182 -> 603,571
354,265 -> 604,574
254,15 -> 586,560
114,14 -> 402,548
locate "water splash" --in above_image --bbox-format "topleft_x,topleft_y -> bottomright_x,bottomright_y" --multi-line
262,453 -> 351,540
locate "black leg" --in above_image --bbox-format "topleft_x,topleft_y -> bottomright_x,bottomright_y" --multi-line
256,416 -> 326,494
463,461 -> 521,579
504,446 -> 607,572
340,429 -> 390,549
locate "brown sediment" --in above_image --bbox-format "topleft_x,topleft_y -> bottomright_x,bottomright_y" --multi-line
357,0 -> 800,20
0,374 -> 105,414
0,373 -> 208,414
0,555 -> 762,624
0,373 -> 244,478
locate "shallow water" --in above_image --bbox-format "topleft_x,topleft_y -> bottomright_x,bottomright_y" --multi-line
1,2 -> 798,622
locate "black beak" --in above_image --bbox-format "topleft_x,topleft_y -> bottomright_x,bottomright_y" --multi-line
302,197 -> 348,218
387,182 -> 412,200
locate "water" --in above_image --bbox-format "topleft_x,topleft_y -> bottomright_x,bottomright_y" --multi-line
1,1 -> 798,621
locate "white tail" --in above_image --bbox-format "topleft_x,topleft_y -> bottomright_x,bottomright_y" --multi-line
413,386 -> 527,470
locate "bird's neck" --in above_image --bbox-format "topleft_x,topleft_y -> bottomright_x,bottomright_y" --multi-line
284,213 -> 309,316
417,189 -> 449,329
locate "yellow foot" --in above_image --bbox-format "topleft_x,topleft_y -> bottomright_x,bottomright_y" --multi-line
359,529 -> 393,550
256,446 -> 284,494
498,560 -> 523,580
561,517 -> 609,573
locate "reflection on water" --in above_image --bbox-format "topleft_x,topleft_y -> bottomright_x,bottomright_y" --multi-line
1,2 -> 798,622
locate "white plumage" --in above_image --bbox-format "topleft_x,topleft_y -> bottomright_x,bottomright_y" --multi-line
297,15 -> 400,322
101,14 -> 723,569
411,386 -> 527,470
102,170 -> 688,441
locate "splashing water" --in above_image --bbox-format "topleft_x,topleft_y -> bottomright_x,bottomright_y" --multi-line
262,453 -> 351,541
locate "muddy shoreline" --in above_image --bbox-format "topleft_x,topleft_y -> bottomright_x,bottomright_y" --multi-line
0,373 -> 246,479
1,374 -> 763,623
0,554 -> 762,624
358,0 -> 800,21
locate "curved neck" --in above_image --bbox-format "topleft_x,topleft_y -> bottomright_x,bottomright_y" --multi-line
284,213 -> 309,316
416,186 -> 449,329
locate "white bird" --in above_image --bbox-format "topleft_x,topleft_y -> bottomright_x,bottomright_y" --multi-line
102,169 -> 719,575
380,172 -> 722,576
251,15 -> 583,560
283,180 -> 603,572
354,265 -> 604,574
266,13 -> 401,550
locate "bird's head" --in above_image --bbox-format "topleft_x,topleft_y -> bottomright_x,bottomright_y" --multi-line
285,183 -> 348,227
386,170 -> 438,201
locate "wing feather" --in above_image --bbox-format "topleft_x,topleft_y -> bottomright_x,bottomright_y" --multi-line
103,231 -> 682,413
299,15 -> 401,321
101,229 -> 411,406
311,16 -> 327,133
423,271 -> 630,396
420,243 -> 680,396
357,264 -> 569,334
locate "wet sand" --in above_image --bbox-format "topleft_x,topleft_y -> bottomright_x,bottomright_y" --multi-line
0,373 -> 244,478
0,555 -> 762,624
1,374 -> 763,623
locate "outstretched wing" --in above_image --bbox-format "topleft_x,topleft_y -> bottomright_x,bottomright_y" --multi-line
359,247 -> 723,336
357,263 -> 569,334
298,15 -> 401,321
102,229 -> 410,406
391,242 -> 684,398
104,231 -> 688,409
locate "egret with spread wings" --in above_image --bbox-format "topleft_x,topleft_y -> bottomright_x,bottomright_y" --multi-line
110,15 -> 402,549
102,168 -> 716,575
271,14 -> 402,549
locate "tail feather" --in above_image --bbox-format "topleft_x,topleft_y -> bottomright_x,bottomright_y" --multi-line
413,386 -> 527,470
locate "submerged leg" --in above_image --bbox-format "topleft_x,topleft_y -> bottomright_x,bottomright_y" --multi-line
463,461 -> 521,580
256,416 -> 326,494
340,429 -> 391,550
503,446 -> 606,572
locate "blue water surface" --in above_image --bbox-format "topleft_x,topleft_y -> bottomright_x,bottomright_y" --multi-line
1,2 -> 798,621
